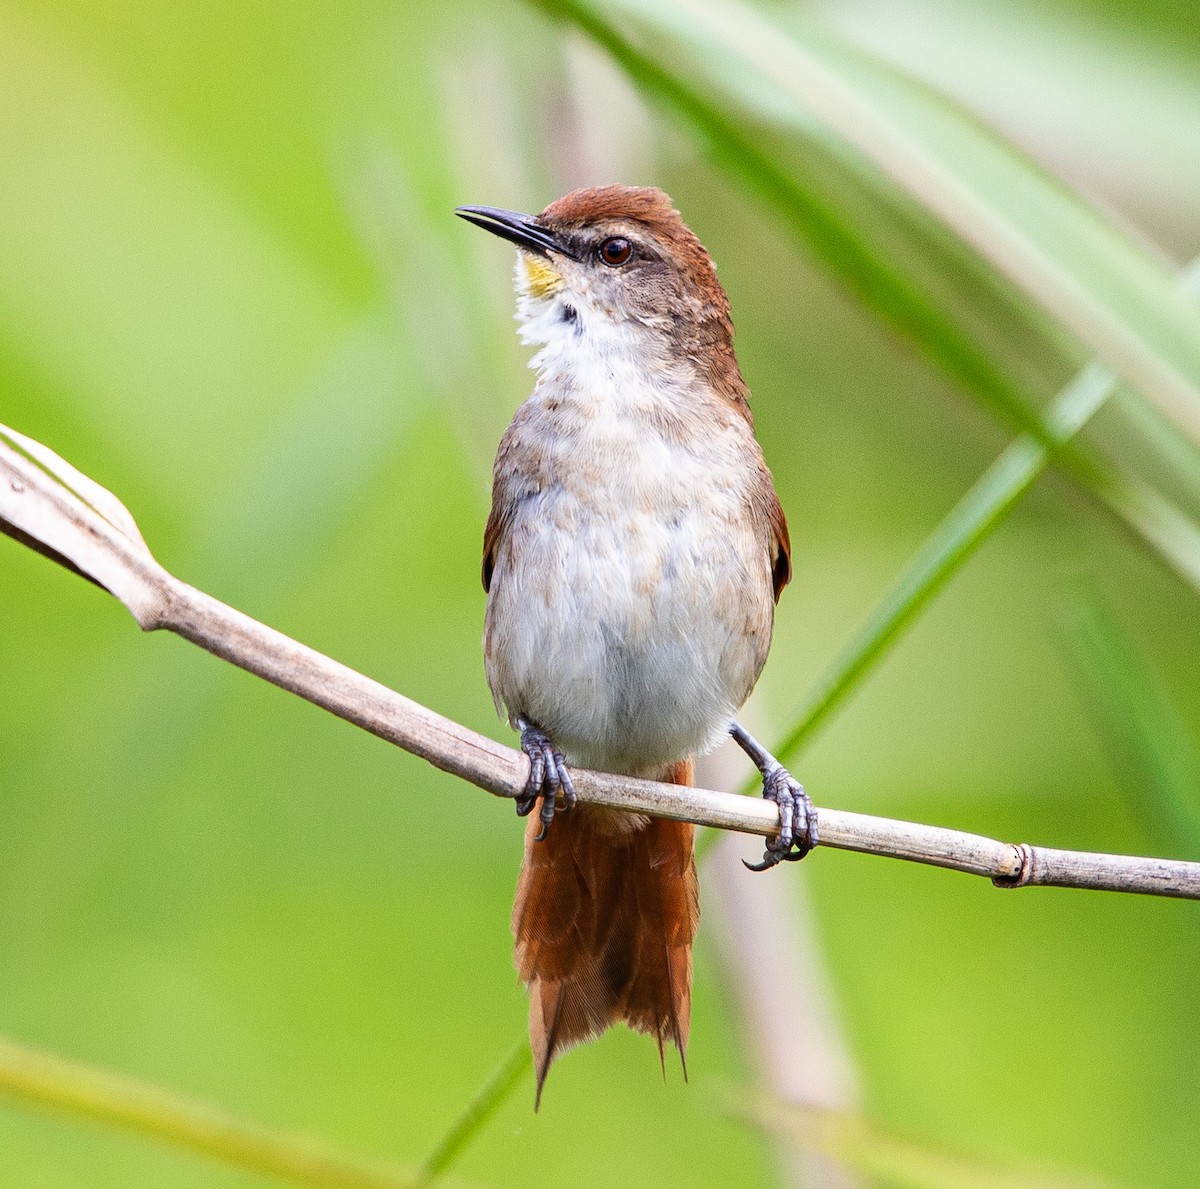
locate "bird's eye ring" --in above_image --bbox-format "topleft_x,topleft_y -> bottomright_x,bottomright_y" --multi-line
597,237 -> 634,267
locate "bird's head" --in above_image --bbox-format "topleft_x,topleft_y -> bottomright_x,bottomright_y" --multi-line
457,185 -> 737,367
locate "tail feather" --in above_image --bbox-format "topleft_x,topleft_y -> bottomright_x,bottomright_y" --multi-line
512,759 -> 699,1105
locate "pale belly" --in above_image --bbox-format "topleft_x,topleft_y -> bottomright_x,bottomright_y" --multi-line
484,482 -> 773,779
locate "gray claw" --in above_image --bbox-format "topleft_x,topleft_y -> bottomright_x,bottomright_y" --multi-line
517,718 -> 575,840
744,764 -> 817,872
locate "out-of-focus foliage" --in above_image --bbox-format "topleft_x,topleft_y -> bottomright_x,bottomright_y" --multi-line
0,0 -> 1198,1186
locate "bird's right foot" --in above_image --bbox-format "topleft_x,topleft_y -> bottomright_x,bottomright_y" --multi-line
516,717 -> 576,842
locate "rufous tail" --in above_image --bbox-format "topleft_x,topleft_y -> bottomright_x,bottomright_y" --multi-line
511,758 -> 699,1107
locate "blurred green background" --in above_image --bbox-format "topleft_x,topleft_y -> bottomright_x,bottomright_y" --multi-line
1,0 -> 1199,1185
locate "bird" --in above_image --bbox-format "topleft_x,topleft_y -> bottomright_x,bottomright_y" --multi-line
456,185 -> 816,1105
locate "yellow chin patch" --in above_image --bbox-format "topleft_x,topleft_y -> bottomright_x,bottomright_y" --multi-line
518,253 -> 564,299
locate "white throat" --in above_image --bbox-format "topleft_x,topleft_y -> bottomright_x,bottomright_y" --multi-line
514,271 -> 676,395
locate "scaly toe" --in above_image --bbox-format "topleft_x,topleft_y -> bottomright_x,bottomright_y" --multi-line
517,719 -> 573,840
746,766 -> 817,870
555,754 -> 577,812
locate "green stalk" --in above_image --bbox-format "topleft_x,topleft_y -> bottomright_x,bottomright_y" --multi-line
766,364 -> 1115,776
1067,592 -> 1200,855
0,1033 -> 417,1189
414,1043 -> 529,1185
731,1093 -> 1127,1189
761,261 -> 1200,785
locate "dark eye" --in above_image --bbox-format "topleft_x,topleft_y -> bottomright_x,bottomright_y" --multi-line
597,237 -> 633,267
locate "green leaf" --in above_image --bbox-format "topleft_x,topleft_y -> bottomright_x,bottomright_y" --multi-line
730,1093 -> 1129,1189
1066,591 -> 1200,856
585,0 -> 1200,447
536,0 -> 1058,440
765,360 -> 1117,775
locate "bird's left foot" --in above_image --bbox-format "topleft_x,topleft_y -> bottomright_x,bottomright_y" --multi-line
729,721 -> 818,871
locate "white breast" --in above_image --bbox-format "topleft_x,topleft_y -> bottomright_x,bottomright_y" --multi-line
483,333 -> 774,779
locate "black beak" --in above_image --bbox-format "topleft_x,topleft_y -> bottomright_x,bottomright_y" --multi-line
455,205 -> 577,260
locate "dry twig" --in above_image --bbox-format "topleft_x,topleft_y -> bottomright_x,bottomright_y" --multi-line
3,422 -> 1199,900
